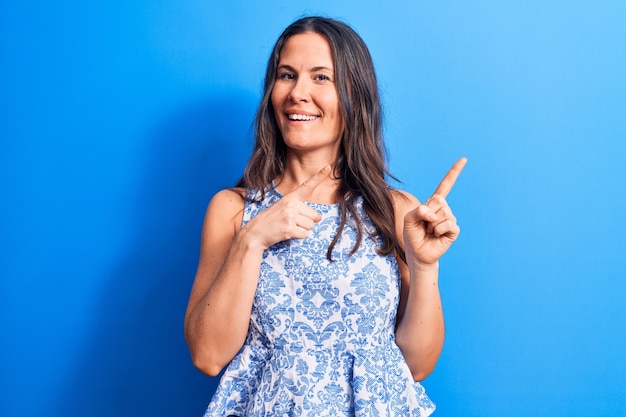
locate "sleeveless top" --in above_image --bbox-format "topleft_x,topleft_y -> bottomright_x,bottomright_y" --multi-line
203,185 -> 435,416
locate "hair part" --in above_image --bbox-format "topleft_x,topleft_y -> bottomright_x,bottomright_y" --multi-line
237,16 -> 405,263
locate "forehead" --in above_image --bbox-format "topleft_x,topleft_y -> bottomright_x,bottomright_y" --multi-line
279,32 -> 334,67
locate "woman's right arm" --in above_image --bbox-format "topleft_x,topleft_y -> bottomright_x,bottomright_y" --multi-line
184,188 -> 264,376
184,167 -> 329,376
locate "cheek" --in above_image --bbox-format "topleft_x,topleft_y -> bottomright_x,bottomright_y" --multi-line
270,83 -> 289,107
337,116 -> 345,133
324,91 -> 341,117
328,98 -> 343,128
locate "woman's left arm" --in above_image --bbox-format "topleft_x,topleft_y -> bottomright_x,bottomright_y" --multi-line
394,158 -> 467,381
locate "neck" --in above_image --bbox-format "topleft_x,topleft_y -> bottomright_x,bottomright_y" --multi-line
274,152 -> 340,204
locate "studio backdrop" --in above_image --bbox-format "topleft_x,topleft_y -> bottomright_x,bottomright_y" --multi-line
1,1 -> 625,416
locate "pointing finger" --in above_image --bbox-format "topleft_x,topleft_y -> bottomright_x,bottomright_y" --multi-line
292,165 -> 331,200
432,157 -> 467,199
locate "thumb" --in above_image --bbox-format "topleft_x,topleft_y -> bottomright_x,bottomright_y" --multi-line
292,165 -> 331,200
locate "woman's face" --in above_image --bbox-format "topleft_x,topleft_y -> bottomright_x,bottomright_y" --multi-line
271,32 -> 344,157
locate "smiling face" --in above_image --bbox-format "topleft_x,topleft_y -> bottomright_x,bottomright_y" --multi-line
271,32 -> 344,158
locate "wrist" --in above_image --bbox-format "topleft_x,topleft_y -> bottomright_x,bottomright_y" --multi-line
406,251 -> 439,272
410,260 -> 439,273
234,224 -> 268,254
407,257 -> 440,274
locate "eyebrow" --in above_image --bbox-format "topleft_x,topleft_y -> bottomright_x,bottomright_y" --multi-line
277,64 -> 334,72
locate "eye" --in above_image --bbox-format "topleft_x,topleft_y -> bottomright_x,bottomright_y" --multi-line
314,74 -> 331,82
278,71 -> 295,81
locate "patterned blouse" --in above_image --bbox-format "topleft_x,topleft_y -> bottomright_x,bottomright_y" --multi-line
203,186 -> 435,416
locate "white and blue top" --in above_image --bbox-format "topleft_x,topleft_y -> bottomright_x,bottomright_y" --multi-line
203,185 -> 435,416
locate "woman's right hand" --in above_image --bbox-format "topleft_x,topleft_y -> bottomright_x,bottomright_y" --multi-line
243,165 -> 331,249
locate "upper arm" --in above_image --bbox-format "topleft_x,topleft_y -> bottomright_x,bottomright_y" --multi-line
184,188 -> 246,328
391,190 -> 420,326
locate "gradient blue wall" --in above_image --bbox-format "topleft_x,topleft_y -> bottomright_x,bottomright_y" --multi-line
2,1 -> 625,416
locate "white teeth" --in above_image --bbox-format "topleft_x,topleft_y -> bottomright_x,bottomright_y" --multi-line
288,113 -> 318,121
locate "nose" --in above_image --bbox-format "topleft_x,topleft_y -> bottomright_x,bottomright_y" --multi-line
288,77 -> 311,103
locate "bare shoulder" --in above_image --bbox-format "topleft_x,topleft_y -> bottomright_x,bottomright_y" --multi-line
208,187 -> 246,212
195,187 -> 246,275
204,187 -> 247,235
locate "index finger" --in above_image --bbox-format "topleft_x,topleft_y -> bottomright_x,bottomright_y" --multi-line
432,157 -> 467,198
292,165 -> 331,200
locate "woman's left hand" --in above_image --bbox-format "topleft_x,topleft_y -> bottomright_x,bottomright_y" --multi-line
403,158 -> 467,266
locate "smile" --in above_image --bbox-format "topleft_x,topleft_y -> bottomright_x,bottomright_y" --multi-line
287,113 -> 319,121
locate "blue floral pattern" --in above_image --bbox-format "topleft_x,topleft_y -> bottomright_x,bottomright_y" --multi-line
204,186 -> 435,416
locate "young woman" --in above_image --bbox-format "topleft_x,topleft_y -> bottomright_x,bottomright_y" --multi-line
184,16 -> 466,416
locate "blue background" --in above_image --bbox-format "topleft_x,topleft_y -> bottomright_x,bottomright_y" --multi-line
2,1 -> 625,416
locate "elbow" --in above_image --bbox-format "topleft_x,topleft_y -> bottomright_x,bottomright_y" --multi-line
409,364 -> 436,382
400,350 -> 439,382
185,322 -> 228,376
194,361 -> 224,378
189,349 -> 226,377
186,333 -> 243,377
395,335 -> 440,382
186,333 -> 227,376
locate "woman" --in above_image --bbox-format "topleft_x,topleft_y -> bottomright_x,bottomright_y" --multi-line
184,16 -> 466,416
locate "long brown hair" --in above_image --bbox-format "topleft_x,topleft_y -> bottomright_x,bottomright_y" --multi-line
237,16 -> 405,262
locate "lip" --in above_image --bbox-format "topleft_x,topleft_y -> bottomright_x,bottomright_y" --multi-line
284,112 -> 320,124
285,109 -> 320,117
